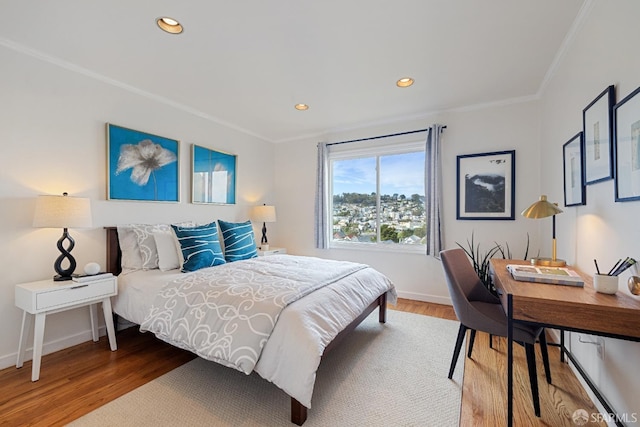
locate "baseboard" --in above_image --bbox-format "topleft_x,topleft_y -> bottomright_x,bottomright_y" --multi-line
395,291 -> 452,306
566,355 -> 608,422
0,325 -> 107,371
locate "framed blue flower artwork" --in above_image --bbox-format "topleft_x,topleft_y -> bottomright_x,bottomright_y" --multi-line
191,144 -> 236,204
107,124 -> 180,202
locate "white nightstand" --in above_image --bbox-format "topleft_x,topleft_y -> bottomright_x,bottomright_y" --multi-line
15,276 -> 118,381
257,247 -> 287,256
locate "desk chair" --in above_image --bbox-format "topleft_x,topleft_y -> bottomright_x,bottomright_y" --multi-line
440,248 -> 551,417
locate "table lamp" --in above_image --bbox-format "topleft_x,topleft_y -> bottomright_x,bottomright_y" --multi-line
521,195 -> 565,267
251,204 -> 277,249
33,192 -> 93,281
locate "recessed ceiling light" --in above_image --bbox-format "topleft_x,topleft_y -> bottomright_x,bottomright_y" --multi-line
294,104 -> 309,111
157,17 -> 183,34
396,77 -> 414,88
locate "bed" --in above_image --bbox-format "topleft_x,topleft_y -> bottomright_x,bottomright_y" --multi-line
105,227 -> 396,425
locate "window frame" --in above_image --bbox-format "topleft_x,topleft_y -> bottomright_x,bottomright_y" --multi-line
327,140 -> 426,253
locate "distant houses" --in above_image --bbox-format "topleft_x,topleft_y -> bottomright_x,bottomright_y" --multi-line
332,194 -> 426,245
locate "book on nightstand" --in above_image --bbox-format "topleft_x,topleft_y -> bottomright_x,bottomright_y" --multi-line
71,272 -> 114,283
506,264 -> 584,287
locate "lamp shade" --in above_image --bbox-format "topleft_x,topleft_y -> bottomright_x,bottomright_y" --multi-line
251,205 -> 277,223
520,195 -> 562,219
33,193 -> 93,229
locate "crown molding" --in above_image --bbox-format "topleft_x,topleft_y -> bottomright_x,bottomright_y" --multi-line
0,37 -> 272,143
537,0 -> 595,97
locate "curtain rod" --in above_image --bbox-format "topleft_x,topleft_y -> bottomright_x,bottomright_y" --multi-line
326,126 -> 446,147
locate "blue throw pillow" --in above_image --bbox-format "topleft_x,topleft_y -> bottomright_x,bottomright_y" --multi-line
172,222 -> 226,272
217,220 -> 258,262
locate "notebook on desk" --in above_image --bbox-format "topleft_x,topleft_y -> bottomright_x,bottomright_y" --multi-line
506,264 -> 584,287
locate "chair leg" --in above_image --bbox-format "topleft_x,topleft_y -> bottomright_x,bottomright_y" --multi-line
524,343 -> 541,417
467,329 -> 477,358
539,330 -> 552,384
489,334 -> 493,349
448,324 -> 468,379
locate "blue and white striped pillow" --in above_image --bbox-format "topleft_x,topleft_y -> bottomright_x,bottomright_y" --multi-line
218,220 -> 258,262
171,222 -> 226,272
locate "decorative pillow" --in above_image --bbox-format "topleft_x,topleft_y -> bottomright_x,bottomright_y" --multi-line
131,224 -> 171,270
116,226 -> 143,270
153,231 -> 181,271
217,220 -> 258,262
172,222 -> 226,272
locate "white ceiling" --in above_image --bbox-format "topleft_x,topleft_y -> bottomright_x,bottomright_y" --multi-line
1,0 -> 586,143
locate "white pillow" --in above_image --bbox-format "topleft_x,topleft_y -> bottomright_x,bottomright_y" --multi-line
131,224 -> 171,270
117,225 -> 143,270
153,231 -> 181,271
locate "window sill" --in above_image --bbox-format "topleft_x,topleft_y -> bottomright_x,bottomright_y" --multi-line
328,241 -> 426,254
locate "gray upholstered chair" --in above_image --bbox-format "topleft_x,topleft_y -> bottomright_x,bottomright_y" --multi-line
440,248 -> 551,417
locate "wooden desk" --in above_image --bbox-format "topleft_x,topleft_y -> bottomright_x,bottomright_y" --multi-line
490,259 -> 640,427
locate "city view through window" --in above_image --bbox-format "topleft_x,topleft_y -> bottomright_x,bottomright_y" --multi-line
331,150 -> 426,245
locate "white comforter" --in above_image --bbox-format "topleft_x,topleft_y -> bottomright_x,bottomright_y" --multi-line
112,255 -> 396,408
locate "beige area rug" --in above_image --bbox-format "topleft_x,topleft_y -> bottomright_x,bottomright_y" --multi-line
70,310 -> 464,427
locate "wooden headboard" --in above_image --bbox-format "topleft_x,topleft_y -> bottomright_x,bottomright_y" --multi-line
105,227 -> 122,275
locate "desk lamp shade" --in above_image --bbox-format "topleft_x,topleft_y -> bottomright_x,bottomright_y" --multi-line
521,195 -> 565,267
33,193 -> 92,281
251,204 -> 277,245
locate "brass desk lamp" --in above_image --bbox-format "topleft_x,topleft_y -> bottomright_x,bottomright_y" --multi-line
521,195 -> 565,267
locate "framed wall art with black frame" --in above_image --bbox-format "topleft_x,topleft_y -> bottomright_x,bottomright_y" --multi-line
613,86 -> 640,202
562,132 -> 586,207
583,85 -> 615,185
456,150 -> 515,220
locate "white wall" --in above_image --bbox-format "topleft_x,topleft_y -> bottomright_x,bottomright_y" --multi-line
4,2 -> 638,419
539,1 -> 640,421
0,45 -> 277,369
274,100 -> 544,303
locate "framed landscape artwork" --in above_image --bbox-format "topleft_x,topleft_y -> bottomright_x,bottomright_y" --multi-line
613,86 -> 640,202
563,132 -> 586,207
456,150 -> 515,220
107,124 -> 180,202
583,85 -> 615,185
192,144 -> 237,204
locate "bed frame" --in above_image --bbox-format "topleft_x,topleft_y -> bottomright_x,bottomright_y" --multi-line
104,227 -> 387,425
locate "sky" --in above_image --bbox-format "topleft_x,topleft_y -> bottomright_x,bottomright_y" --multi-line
332,151 -> 425,196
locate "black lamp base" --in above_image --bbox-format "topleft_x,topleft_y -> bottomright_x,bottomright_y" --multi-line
53,228 -> 77,281
261,222 -> 269,245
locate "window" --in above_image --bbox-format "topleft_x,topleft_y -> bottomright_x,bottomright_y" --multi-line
329,140 -> 425,250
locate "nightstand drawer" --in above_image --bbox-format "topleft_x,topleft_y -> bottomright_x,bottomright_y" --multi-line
35,280 -> 116,311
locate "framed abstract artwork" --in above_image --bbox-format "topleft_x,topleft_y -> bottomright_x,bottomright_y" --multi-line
613,86 -> 640,202
562,132 -> 586,207
107,124 -> 180,202
583,85 -> 615,185
191,144 -> 237,204
456,150 -> 515,220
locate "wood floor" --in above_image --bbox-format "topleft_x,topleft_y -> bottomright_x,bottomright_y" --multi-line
0,299 -> 603,426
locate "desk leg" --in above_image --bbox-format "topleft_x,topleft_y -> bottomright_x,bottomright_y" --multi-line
102,298 -> 117,351
89,304 -> 99,342
31,313 -> 46,382
507,294 -> 513,427
560,329 -> 565,363
16,311 -> 32,368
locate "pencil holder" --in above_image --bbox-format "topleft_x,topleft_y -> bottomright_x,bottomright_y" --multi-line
593,274 -> 618,294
